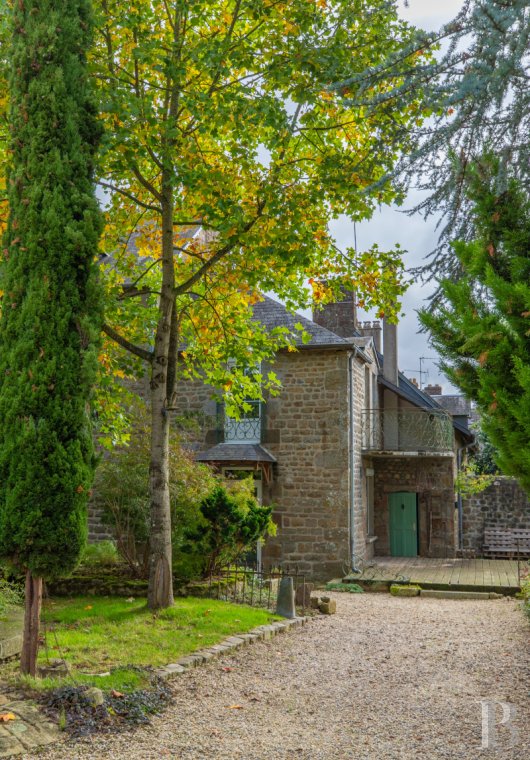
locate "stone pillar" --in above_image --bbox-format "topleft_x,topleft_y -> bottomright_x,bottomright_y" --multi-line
276,576 -> 296,618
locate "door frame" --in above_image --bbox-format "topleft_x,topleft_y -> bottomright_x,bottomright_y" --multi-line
388,491 -> 419,557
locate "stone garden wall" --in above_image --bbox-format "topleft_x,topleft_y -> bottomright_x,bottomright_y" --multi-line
462,477 -> 530,553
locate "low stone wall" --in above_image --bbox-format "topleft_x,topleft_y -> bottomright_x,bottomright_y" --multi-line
462,477 -> 530,553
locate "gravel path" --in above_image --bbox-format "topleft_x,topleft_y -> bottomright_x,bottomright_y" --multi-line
23,594 -> 529,760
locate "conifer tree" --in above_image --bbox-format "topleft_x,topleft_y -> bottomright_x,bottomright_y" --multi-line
342,0 -> 530,285
419,160 -> 530,493
0,0 -> 102,675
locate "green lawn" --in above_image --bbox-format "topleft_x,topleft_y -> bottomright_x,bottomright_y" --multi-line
35,596 -> 277,689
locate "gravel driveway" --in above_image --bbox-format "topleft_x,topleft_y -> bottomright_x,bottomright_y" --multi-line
23,593 -> 529,760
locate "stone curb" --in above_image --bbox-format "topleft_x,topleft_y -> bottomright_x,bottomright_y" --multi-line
420,589 -> 503,600
154,617 -> 309,680
0,634 -> 23,660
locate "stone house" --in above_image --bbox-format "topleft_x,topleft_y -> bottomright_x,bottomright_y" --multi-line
175,292 -> 473,580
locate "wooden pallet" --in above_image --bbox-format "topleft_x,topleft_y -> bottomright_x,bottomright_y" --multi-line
483,528 -> 530,558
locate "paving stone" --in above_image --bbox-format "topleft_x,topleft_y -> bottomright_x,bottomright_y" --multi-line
390,584 -> 421,597
222,637 -> 245,648
164,664 -> 186,674
177,656 -> 202,668
0,726 -> 23,757
0,635 -> 22,660
0,700 -> 58,757
420,589 -> 493,600
238,633 -> 259,644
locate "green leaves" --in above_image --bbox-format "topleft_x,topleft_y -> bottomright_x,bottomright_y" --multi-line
419,162 -> 530,494
0,0 -> 103,578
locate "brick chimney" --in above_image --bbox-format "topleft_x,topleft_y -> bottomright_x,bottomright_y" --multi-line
410,377 -> 419,388
312,286 -> 357,338
356,320 -> 382,352
424,383 -> 442,396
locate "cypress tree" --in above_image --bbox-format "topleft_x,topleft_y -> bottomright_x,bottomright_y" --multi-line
419,160 -> 530,493
0,0 -> 102,674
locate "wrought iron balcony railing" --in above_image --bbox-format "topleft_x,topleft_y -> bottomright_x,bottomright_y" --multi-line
361,409 -> 454,453
217,401 -> 263,444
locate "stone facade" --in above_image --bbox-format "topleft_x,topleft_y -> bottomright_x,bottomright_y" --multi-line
462,477 -> 530,553
263,349 -> 352,579
168,348 -> 366,580
87,295 -> 470,577
372,455 -> 456,558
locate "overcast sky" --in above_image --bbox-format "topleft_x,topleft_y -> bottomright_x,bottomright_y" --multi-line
329,0 -> 465,393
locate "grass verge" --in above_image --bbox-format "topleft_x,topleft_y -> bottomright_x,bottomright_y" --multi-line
7,595 -> 277,692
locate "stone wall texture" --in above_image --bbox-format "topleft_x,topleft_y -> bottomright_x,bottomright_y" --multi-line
373,455 -> 456,558
462,477 -> 530,553
262,349 -> 352,579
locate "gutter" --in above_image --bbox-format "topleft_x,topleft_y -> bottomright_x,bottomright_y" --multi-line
285,342 -> 373,364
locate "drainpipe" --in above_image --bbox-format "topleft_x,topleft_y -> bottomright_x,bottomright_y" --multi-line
348,350 -> 361,572
456,441 -> 475,552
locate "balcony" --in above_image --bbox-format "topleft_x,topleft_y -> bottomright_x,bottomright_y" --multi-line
218,401 -> 263,444
361,409 -> 454,455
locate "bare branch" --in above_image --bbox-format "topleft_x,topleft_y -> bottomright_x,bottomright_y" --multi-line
97,181 -> 161,213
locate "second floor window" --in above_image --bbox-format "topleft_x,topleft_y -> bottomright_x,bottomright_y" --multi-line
223,362 -> 262,444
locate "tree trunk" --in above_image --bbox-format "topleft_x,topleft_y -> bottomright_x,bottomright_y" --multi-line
147,175 -> 175,610
20,570 -> 42,676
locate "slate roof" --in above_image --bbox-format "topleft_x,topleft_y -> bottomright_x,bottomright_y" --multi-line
252,295 -> 352,348
195,443 -> 277,463
378,365 -> 474,442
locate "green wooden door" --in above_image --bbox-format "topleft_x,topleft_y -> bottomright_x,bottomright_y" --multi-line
389,492 -> 418,557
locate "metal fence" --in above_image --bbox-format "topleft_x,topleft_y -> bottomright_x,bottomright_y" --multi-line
206,563 -> 308,612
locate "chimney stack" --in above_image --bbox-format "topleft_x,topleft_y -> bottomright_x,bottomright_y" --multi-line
312,286 -> 357,338
382,317 -> 398,385
424,383 -> 442,396
356,320 -> 382,353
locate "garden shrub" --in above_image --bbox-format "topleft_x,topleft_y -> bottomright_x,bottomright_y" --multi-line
182,484 -> 276,576
0,577 -> 23,618
94,401 -> 274,581
79,541 -> 120,569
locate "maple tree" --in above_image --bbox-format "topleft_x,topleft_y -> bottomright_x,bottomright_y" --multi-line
91,0 -> 425,609
0,0 -> 102,675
